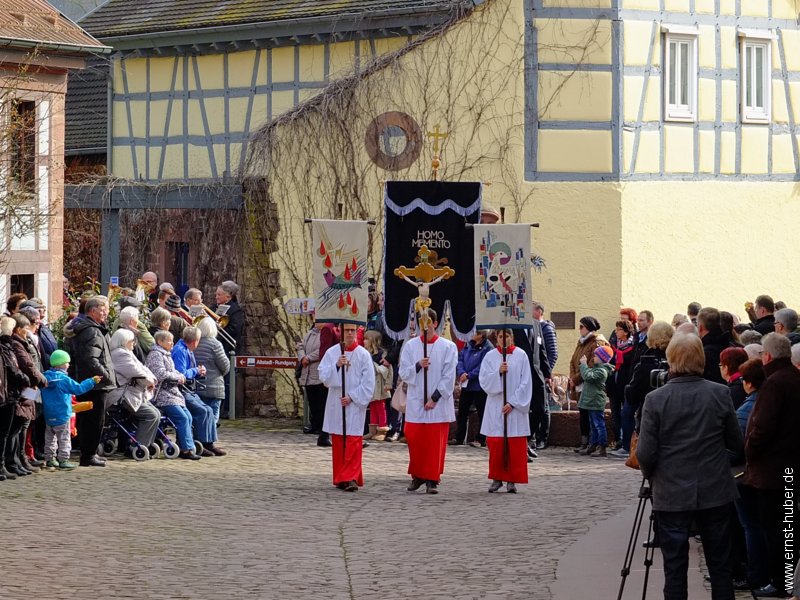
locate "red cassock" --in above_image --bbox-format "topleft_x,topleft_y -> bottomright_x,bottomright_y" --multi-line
486,436 -> 529,483
331,434 -> 364,486
404,422 -> 450,482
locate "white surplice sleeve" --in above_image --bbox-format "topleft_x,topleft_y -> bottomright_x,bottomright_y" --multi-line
398,339 -> 419,384
319,345 -> 342,389
348,348 -> 375,408
479,351 -> 504,396
508,351 -> 532,411
434,340 -> 458,403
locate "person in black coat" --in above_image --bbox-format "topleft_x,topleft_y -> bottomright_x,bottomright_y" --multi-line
213,280 -> 245,355
749,295 -> 776,336
0,317 -> 32,480
513,318 -> 551,455
697,307 -> 737,384
65,296 -> 117,467
213,281 -> 245,419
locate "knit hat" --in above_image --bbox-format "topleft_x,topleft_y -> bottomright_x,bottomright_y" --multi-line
594,345 -> 614,363
50,349 -> 71,367
580,316 -> 601,332
165,294 -> 182,312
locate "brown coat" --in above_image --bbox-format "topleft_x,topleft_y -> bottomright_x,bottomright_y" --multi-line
568,332 -> 608,401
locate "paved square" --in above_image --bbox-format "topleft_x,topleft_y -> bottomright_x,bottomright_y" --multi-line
2,424 -> 646,599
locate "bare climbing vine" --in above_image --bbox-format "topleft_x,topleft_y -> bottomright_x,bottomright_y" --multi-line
241,0 -> 605,415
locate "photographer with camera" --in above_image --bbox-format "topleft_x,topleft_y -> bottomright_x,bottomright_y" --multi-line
637,333 -> 743,600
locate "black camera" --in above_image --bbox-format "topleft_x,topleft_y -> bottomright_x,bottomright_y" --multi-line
649,359 -> 669,389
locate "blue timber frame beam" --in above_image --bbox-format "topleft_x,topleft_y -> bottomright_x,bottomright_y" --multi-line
64,182 -> 245,291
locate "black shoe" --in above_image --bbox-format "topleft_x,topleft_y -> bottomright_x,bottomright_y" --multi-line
527,446 -> 538,459
179,451 -> 202,461
199,448 -> 214,457
386,432 -> 400,442
317,436 -> 332,448
0,471 -> 5,481
79,457 -> 106,467
344,480 -> 358,492
9,464 -> 30,476
28,457 -> 44,467
1,466 -> 18,480
733,580 -> 752,591
94,456 -> 107,463
407,477 -> 425,492
425,481 -> 439,494
535,441 -> 546,450
527,456 -> 534,463
302,426 -> 315,434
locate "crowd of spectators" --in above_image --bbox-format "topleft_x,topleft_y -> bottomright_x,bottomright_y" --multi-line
0,276 -> 243,479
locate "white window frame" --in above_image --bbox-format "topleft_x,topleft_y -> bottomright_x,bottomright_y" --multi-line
739,29 -> 774,124
662,25 -> 699,123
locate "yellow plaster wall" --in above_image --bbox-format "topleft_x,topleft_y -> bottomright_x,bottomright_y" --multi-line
774,0 -> 800,19
538,130 -> 613,172
537,18 -> 612,65
538,71 -> 612,121
740,127 -> 769,173
772,134 -> 797,173
620,182 -> 800,320
623,20 -> 658,66
542,0 -> 611,6
663,125 -> 694,172
622,0 -> 660,10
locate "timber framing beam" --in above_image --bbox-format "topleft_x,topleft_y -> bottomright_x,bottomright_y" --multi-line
64,183 -> 244,210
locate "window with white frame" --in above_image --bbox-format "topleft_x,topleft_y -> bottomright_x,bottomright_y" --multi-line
662,25 -> 699,122
739,29 -> 774,123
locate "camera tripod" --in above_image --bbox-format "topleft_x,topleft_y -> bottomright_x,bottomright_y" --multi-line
617,478 -> 657,600
617,478 -> 760,600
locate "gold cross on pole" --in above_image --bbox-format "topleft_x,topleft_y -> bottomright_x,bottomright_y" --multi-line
427,125 -> 448,181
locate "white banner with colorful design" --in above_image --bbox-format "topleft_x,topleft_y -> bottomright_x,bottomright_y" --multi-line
473,224 -> 532,329
310,219 -> 369,325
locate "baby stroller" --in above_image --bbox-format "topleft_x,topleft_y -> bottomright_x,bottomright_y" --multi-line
98,377 -> 166,461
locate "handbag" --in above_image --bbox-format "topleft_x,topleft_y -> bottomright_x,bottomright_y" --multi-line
625,431 -> 640,470
390,383 -> 407,414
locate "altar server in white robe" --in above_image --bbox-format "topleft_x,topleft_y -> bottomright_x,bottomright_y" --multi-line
479,328 -> 532,493
398,308 -> 458,494
319,323 -> 375,492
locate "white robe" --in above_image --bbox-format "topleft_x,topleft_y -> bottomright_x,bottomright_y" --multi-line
398,336 -> 458,424
319,344 -> 375,436
479,348 -> 532,437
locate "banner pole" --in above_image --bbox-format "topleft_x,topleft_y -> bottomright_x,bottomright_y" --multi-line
340,322 -> 347,462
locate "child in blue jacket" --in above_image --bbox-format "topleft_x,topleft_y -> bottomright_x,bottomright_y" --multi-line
42,350 -> 100,470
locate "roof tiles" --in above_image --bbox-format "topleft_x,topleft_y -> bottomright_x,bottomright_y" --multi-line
0,0 -> 107,50
80,0 -> 462,38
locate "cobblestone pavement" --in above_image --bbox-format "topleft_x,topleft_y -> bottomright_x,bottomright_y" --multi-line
1,423 -> 645,600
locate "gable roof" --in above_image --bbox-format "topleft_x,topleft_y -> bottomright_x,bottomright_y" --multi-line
80,0 -> 470,40
0,0 -> 108,53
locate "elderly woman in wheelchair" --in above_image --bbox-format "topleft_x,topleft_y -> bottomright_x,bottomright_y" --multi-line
107,329 -> 161,454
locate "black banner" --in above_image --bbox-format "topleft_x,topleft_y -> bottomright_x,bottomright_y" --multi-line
382,181 -> 481,339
